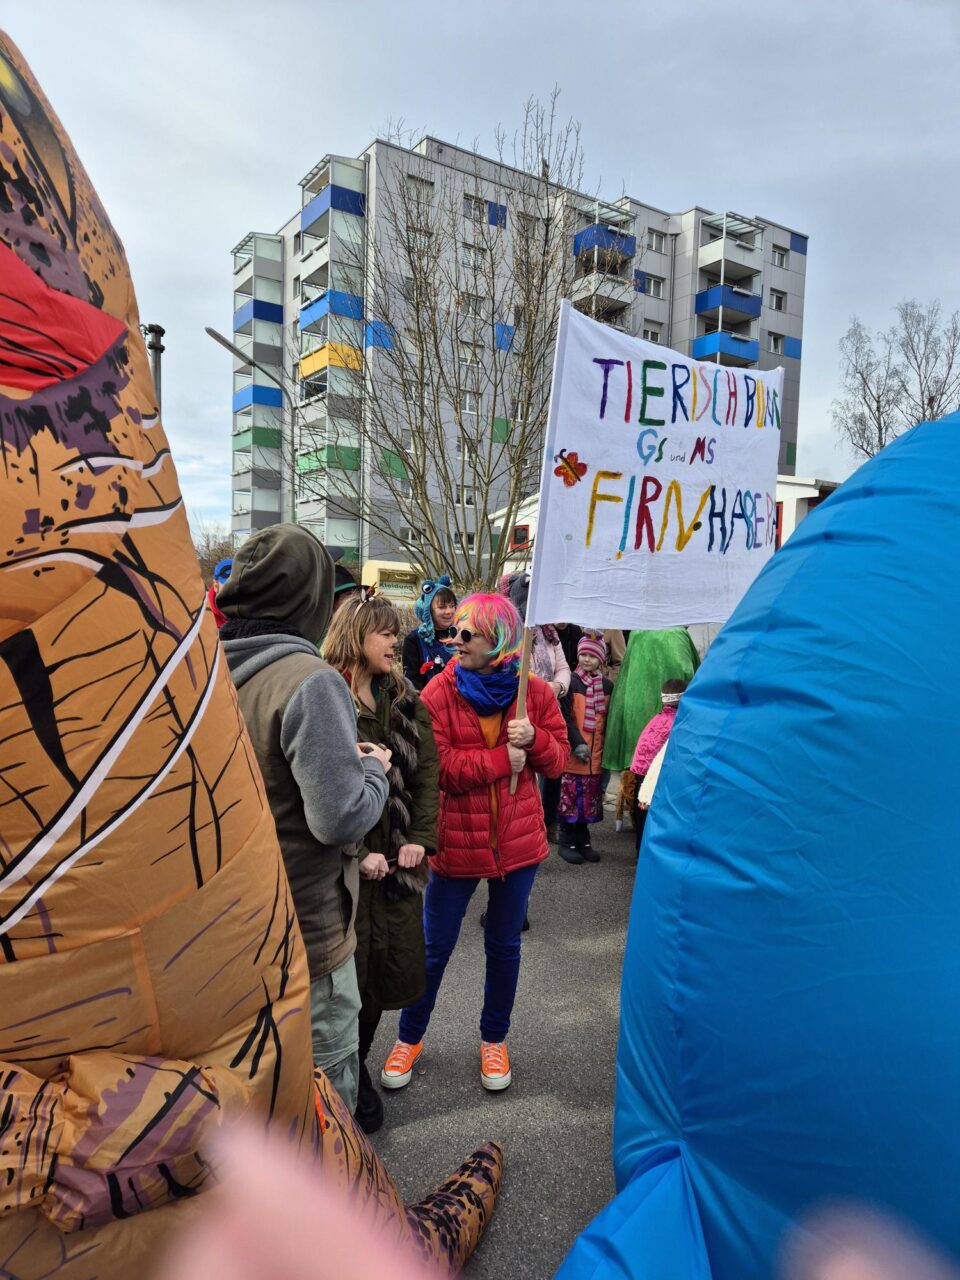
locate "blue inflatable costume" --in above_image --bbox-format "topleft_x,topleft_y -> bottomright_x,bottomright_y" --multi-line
559,413 -> 960,1279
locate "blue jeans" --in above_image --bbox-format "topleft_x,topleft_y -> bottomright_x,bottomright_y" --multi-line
398,863 -> 538,1045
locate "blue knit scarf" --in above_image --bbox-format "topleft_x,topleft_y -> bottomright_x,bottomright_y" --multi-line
455,662 -> 519,716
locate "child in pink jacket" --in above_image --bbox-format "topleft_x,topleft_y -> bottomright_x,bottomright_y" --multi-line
629,678 -> 688,855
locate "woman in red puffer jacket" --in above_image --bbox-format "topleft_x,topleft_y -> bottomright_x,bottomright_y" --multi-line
380,593 -> 568,1094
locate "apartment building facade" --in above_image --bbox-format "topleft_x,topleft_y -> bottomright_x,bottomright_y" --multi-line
229,136 -> 807,561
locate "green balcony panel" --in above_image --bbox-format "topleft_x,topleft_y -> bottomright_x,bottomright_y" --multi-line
380,448 -> 408,479
233,426 -> 282,450
330,445 -> 361,470
492,416 -> 512,443
297,450 -> 324,473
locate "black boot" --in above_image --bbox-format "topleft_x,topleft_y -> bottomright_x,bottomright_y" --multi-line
354,1060 -> 384,1135
578,824 -> 601,862
557,824 -> 584,864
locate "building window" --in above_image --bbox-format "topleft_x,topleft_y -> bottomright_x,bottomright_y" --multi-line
455,484 -> 475,507
769,332 -> 784,355
293,232 -> 301,256
646,229 -> 665,254
454,531 -> 477,553
510,523 -> 530,550
406,173 -> 434,195
643,326 -> 662,344
409,228 -> 433,257
645,275 -> 665,300
461,243 -> 487,271
398,524 -> 421,546
459,292 -> 485,320
459,340 -> 482,379
772,246 -> 788,268
462,390 -> 480,416
293,275 -> 301,299
463,194 -> 485,224
770,289 -> 786,312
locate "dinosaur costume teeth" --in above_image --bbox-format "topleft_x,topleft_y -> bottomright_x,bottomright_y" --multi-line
0,33 -> 500,1277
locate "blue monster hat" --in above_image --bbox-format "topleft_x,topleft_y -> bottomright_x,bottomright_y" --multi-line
415,575 -> 456,643
213,557 -> 233,586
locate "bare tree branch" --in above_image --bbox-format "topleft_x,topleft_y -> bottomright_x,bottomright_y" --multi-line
832,300 -> 960,459
269,95 -> 634,591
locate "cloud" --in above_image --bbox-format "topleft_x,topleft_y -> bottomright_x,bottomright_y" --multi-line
4,0 -> 957,514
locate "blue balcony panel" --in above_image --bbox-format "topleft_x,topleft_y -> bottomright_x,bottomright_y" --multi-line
232,383 -> 284,413
573,224 -> 637,259
695,284 -> 762,319
789,232 -> 808,256
783,336 -> 802,359
365,321 -> 394,349
634,270 -> 647,293
494,322 -> 515,352
301,184 -> 366,232
692,332 -> 760,364
233,298 -> 283,331
488,202 -> 507,228
298,291 -> 364,330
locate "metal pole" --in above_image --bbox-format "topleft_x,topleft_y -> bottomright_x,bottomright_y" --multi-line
716,212 -> 725,365
206,326 -> 296,523
140,323 -> 165,410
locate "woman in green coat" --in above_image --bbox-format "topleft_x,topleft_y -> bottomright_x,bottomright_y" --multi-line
324,594 -> 439,1134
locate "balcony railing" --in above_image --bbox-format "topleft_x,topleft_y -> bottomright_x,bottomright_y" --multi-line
692,331 -> 759,366
570,271 -> 634,311
698,236 -> 761,283
695,284 -> 762,322
573,224 -> 637,260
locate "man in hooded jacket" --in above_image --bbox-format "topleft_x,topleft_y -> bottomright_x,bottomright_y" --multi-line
218,524 -> 390,1112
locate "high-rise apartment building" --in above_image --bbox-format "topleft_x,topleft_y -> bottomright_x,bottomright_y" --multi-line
229,136 -> 807,561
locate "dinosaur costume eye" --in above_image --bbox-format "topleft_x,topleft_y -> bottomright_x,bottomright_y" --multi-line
0,53 -> 31,115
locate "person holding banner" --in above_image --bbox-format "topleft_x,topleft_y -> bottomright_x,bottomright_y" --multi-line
380,593 -> 568,1093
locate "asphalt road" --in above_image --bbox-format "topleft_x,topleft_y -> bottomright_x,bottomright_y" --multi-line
369,812 -> 635,1279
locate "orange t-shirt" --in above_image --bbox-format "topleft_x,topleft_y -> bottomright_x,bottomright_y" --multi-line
479,712 -> 503,847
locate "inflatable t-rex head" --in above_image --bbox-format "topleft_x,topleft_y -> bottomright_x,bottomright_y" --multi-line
0,33 -> 500,1279
0,29 -> 321,1273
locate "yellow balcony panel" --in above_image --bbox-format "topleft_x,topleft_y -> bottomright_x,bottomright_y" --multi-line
299,347 -> 328,379
327,341 -> 363,371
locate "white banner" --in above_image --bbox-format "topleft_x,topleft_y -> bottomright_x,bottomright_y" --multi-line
525,303 -> 784,630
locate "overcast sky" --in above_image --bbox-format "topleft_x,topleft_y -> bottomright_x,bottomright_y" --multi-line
5,0 -> 958,526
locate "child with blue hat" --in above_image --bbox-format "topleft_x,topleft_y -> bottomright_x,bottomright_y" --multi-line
401,575 -> 458,691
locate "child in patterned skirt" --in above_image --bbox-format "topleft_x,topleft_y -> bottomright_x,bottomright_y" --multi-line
557,633 -> 614,865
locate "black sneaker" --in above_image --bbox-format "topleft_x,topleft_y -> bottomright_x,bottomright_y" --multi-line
354,1066 -> 384,1135
578,832 -> 601,863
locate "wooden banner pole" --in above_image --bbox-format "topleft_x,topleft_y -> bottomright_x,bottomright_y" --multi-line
509,628 -> 533,796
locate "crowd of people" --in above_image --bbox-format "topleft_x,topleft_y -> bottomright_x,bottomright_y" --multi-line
207,524 -> 700,1136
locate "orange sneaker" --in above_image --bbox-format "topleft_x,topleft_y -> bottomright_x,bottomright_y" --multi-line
381,1039 -> 423,1089
480,1040 -> 512,1091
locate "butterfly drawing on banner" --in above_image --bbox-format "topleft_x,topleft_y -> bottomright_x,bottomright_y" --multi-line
554,449 -> 588,487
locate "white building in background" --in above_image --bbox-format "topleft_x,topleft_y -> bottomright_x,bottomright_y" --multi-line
229,136 -> 808,559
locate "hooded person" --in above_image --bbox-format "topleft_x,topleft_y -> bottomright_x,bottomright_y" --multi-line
218,523 -> 391,1113
401,574 -> 458,691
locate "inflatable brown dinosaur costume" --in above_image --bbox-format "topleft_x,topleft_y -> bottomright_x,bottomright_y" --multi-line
0,32 -> 500,1278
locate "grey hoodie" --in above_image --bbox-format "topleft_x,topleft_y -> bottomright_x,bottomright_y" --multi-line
220,526 -> 388,978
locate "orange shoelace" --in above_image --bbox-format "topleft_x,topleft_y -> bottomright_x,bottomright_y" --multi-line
385,1042 -> 420,1072
481,1042 -> 509,1074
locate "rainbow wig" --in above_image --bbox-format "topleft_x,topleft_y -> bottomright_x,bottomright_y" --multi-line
455,593 -> 524,669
